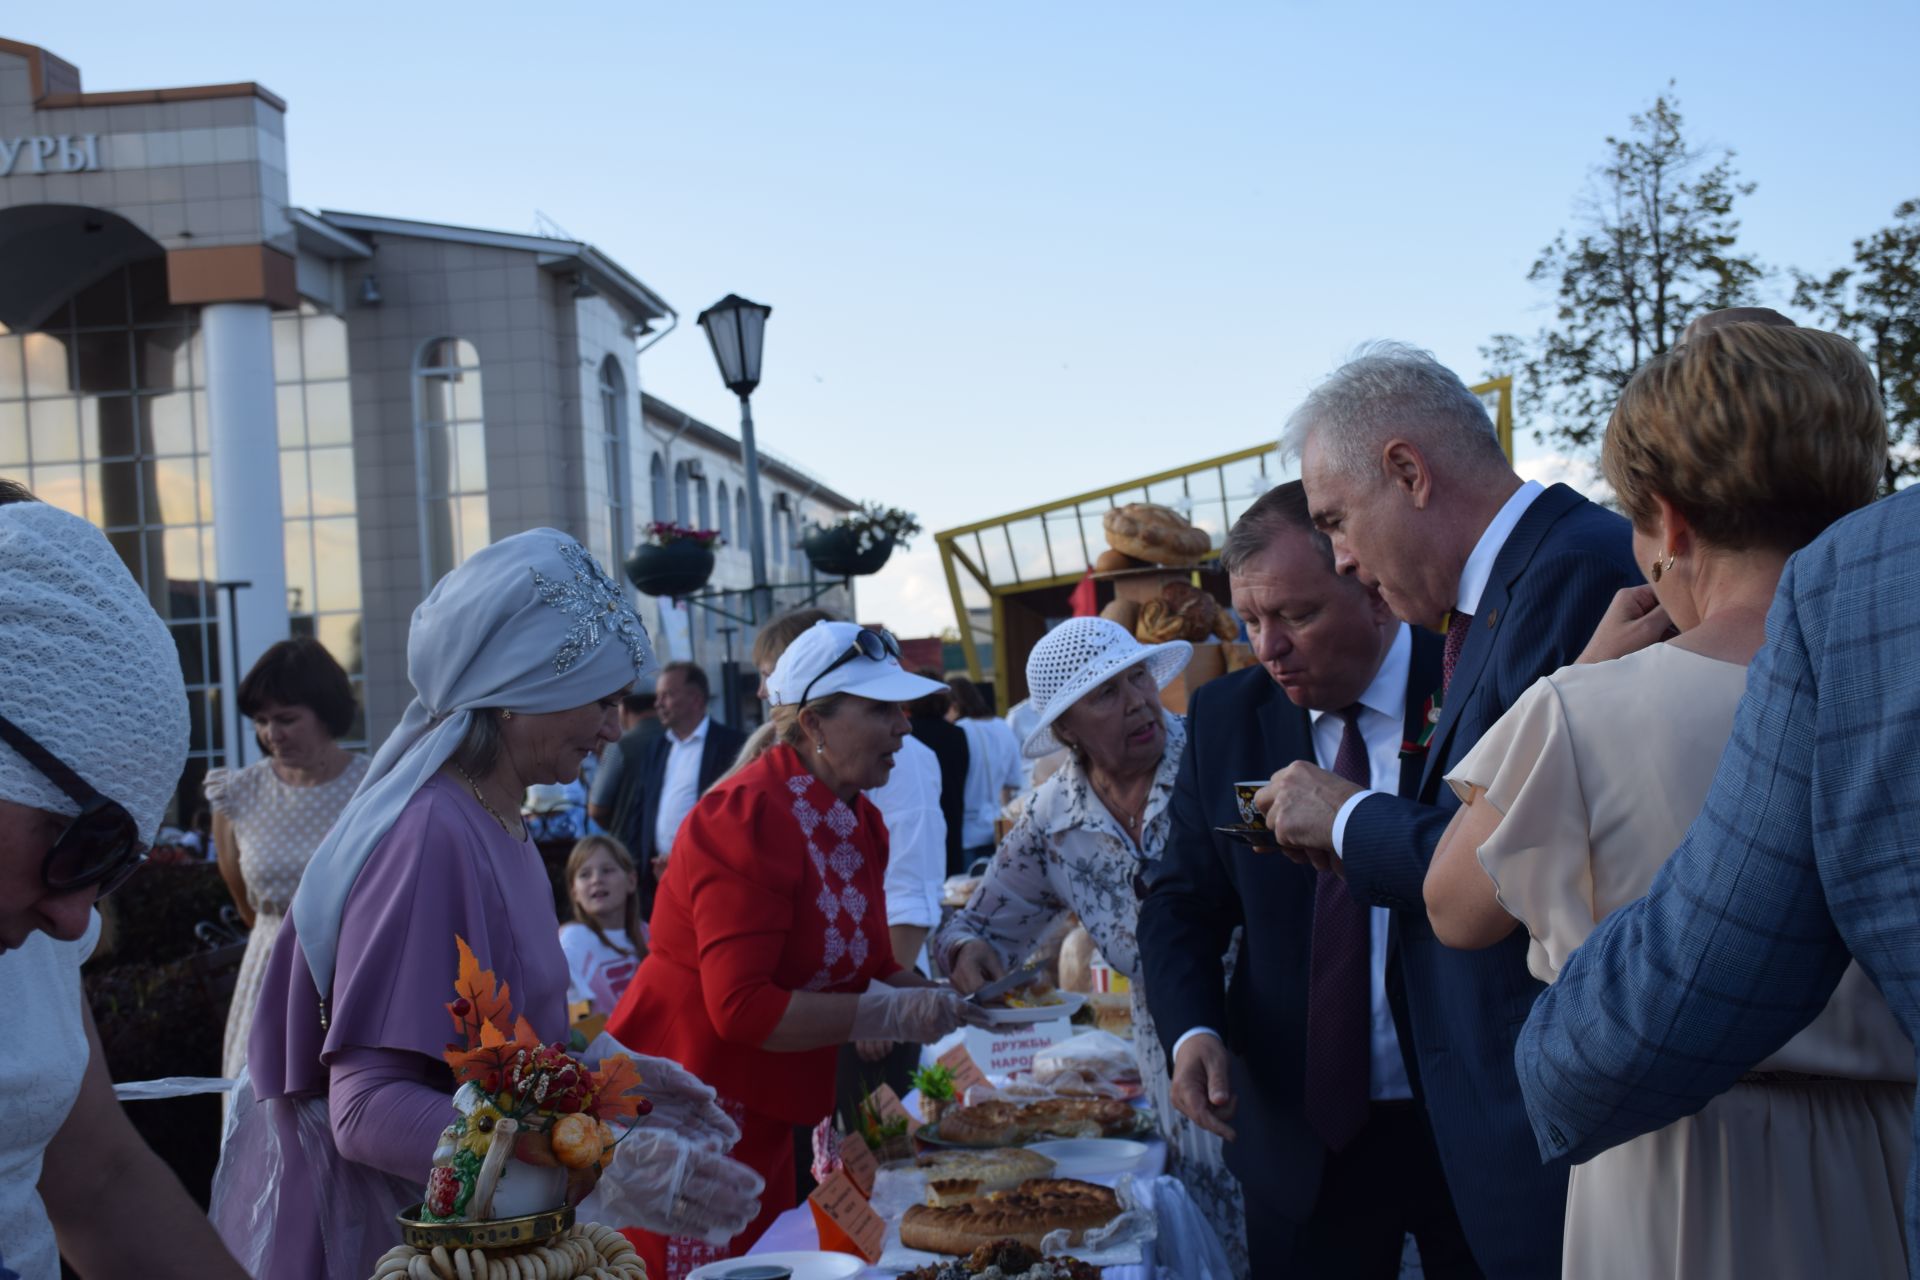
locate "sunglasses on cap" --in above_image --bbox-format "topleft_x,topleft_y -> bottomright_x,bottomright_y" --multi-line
799,628 -> 902,707
0,710 -> 148,899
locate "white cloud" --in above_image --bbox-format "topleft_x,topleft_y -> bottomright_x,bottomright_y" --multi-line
850,542 -> 961,637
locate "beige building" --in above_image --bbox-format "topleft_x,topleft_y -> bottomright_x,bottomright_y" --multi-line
0,36 -> 857,818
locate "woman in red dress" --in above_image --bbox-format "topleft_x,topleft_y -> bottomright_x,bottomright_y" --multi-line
609,621 -> 988,1278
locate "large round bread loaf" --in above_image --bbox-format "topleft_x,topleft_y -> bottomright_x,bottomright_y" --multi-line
899,1179 -> 1121,1255
1102,503 -> 1210,566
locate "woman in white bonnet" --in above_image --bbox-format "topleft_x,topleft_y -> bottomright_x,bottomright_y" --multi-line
211,528 -> 761,1279
0,483 -> 248,1280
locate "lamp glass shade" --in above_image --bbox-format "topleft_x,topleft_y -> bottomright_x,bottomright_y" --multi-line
697,294 -> 772,396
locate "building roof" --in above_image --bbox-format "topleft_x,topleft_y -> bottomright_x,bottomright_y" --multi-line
313,210 -> 674,328
641,392 -> 858,513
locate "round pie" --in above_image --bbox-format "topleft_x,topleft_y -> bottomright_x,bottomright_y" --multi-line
1102,503 -> 1211,566
900,1178 -> 1122,1255
917,1147 -> 1057,1207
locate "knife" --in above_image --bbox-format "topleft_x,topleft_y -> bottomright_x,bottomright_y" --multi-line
967,964 -> 1045,1006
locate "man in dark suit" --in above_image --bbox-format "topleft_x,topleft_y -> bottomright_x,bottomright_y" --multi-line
1255,342 -> 1638,1277
1139,482 -> 1475,1276
621,661 -> 745,919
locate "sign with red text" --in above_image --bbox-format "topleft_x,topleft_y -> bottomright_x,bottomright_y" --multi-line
963,1019 -> 1072,1082
936,1041 -> 991,1098
867,1082 -> 918,1127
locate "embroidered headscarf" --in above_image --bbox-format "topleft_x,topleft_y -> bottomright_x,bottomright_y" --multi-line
292,529 -> 654,997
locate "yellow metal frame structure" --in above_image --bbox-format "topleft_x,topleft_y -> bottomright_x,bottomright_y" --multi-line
935,377 -> 1513,709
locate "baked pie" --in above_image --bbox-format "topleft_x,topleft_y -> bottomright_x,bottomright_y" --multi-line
900,1179 -> 1121,1255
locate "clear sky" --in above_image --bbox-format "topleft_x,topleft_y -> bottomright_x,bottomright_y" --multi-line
13,2 -> 1917,635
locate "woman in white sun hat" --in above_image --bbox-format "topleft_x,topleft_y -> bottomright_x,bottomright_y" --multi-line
933,616 -> 1248,1278
606,620 -> 990,1279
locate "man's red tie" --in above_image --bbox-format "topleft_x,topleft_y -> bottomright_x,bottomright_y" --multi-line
1303,705 -> 1372,1152
1442,610 -> 1474,693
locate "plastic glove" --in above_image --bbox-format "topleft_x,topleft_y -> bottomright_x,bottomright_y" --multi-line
578,1032 -> 740,1152
586,1125 -> 765,1246
850,983 -> 991,1043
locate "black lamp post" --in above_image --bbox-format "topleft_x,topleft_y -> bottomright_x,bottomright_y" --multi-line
697,293 -> 774,621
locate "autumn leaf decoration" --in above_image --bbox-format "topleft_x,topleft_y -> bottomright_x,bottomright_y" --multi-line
443,936 -> 541,1093
586,1051 -> 649,1124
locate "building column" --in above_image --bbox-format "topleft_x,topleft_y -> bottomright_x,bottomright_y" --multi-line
202,301 -> 287,768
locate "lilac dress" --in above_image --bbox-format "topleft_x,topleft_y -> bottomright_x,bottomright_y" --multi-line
212,775 -> 569,1280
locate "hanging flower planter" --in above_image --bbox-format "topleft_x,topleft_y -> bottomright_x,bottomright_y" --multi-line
625,523 -> 720,598
802,503 -> 921,578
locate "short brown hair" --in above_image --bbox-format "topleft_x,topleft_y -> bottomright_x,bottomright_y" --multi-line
752,606 -> 839,672
1602,325 -> 1887,554
945,676 -> 991,720
1219,480 -> 1334,574
238,636 -> 357,738
657,660 -> 710,700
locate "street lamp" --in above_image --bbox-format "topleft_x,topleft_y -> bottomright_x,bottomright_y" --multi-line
697,294 -> 773,620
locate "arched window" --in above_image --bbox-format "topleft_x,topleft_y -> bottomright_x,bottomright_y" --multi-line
672,461 -> 692,527
696,475 -> 712,531
715,480 -> 731,543
649,452 -> 668,524
735,489 -> 750,558
415,337 -> 488,588
596,356 -> 628,570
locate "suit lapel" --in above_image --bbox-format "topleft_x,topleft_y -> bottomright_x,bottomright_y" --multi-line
1420,483 -> 1583,794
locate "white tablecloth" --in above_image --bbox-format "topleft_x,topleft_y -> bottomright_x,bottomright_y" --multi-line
746,1140 -> 1180,1277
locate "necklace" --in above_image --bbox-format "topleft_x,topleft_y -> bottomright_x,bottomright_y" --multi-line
452,761 -> 526,840
1090,773 -> 1149,841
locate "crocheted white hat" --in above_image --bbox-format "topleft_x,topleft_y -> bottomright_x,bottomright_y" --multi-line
0,500 -> 189,841
1020,617 -> 1190,758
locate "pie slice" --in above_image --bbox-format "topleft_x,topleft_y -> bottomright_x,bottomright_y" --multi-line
916,1147 -> 1057,1207
899,1178 -> 1122,1255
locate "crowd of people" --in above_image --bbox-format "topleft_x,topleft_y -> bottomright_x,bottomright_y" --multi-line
5,310 -> 1920,1280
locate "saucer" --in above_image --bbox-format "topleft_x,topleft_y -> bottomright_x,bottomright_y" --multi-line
1215,823 -> 1281,851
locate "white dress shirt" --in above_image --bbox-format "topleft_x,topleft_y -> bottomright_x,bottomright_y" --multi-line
866,733 -> 946,933
1328,479 -> 1545,854
1170,627 -> 1415,1101
652,715 -> 710,857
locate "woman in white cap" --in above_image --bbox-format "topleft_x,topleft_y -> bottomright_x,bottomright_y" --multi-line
0,488 -> 248,1280
607,620 -> 989,1279
211,529 -> 762,1280
932,617 -> 1247,1277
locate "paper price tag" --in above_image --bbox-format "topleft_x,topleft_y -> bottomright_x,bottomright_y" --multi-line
808,1168 -> 885,1262
936,1042 -> 990,1099
868,1081 -> 918,1126
838,1130 -> 879,1197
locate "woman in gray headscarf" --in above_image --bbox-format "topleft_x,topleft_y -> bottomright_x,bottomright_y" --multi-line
211,529 -> 761,1279
0,490 -> 247,1280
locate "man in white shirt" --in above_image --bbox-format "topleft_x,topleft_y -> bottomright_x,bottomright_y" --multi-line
1137,481 -> 1471,1276
624,662 -> 744,917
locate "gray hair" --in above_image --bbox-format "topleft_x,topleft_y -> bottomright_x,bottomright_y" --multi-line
1280,341 -> 1505,480
1219,480 -> 1334,575
450,707 -> 504,779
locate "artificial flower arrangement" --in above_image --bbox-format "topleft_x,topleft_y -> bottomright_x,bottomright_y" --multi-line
910,1063 -> 958,1127
638,520 -> 724,549
422,938 -> 651,1223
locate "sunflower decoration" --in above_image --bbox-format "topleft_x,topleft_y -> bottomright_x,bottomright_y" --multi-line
421,937 -> 653,1223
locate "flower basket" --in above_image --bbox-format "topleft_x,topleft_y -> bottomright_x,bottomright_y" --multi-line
624,540 -> 714,598
802,525 -> 896,577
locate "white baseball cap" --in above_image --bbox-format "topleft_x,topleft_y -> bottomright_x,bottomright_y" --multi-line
766,621 -> 946,708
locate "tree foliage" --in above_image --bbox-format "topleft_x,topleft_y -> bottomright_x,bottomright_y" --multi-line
1486,92 -> 1764,454
1791,198 -> 1920,491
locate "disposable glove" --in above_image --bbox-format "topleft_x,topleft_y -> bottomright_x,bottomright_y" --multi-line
578,1032 -> 740,1151
584,1126 -> 765,1246
850,983 -> 990,1044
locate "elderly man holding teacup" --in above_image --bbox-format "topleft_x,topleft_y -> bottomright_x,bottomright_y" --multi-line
1135,482 -> 1475,1278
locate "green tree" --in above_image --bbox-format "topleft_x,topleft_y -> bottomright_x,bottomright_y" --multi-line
1486,92 -> 1765,454
1791,198 -> 1920,491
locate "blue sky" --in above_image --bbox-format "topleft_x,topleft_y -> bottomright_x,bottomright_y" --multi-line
14,1 -> 1917,633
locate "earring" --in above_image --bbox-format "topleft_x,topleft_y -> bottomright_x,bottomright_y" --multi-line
501,710 -> 514,721
815,741 -> 825,755
1650,552 -> 1676,584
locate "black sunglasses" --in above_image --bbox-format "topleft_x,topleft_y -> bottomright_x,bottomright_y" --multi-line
0,711 -> 148,899
798,628 -> 902,707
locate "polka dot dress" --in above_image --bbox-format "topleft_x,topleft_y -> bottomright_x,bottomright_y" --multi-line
206,754 -> 369,1080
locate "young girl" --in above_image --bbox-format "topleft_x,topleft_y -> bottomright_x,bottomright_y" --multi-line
558,834 -> 645,1016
